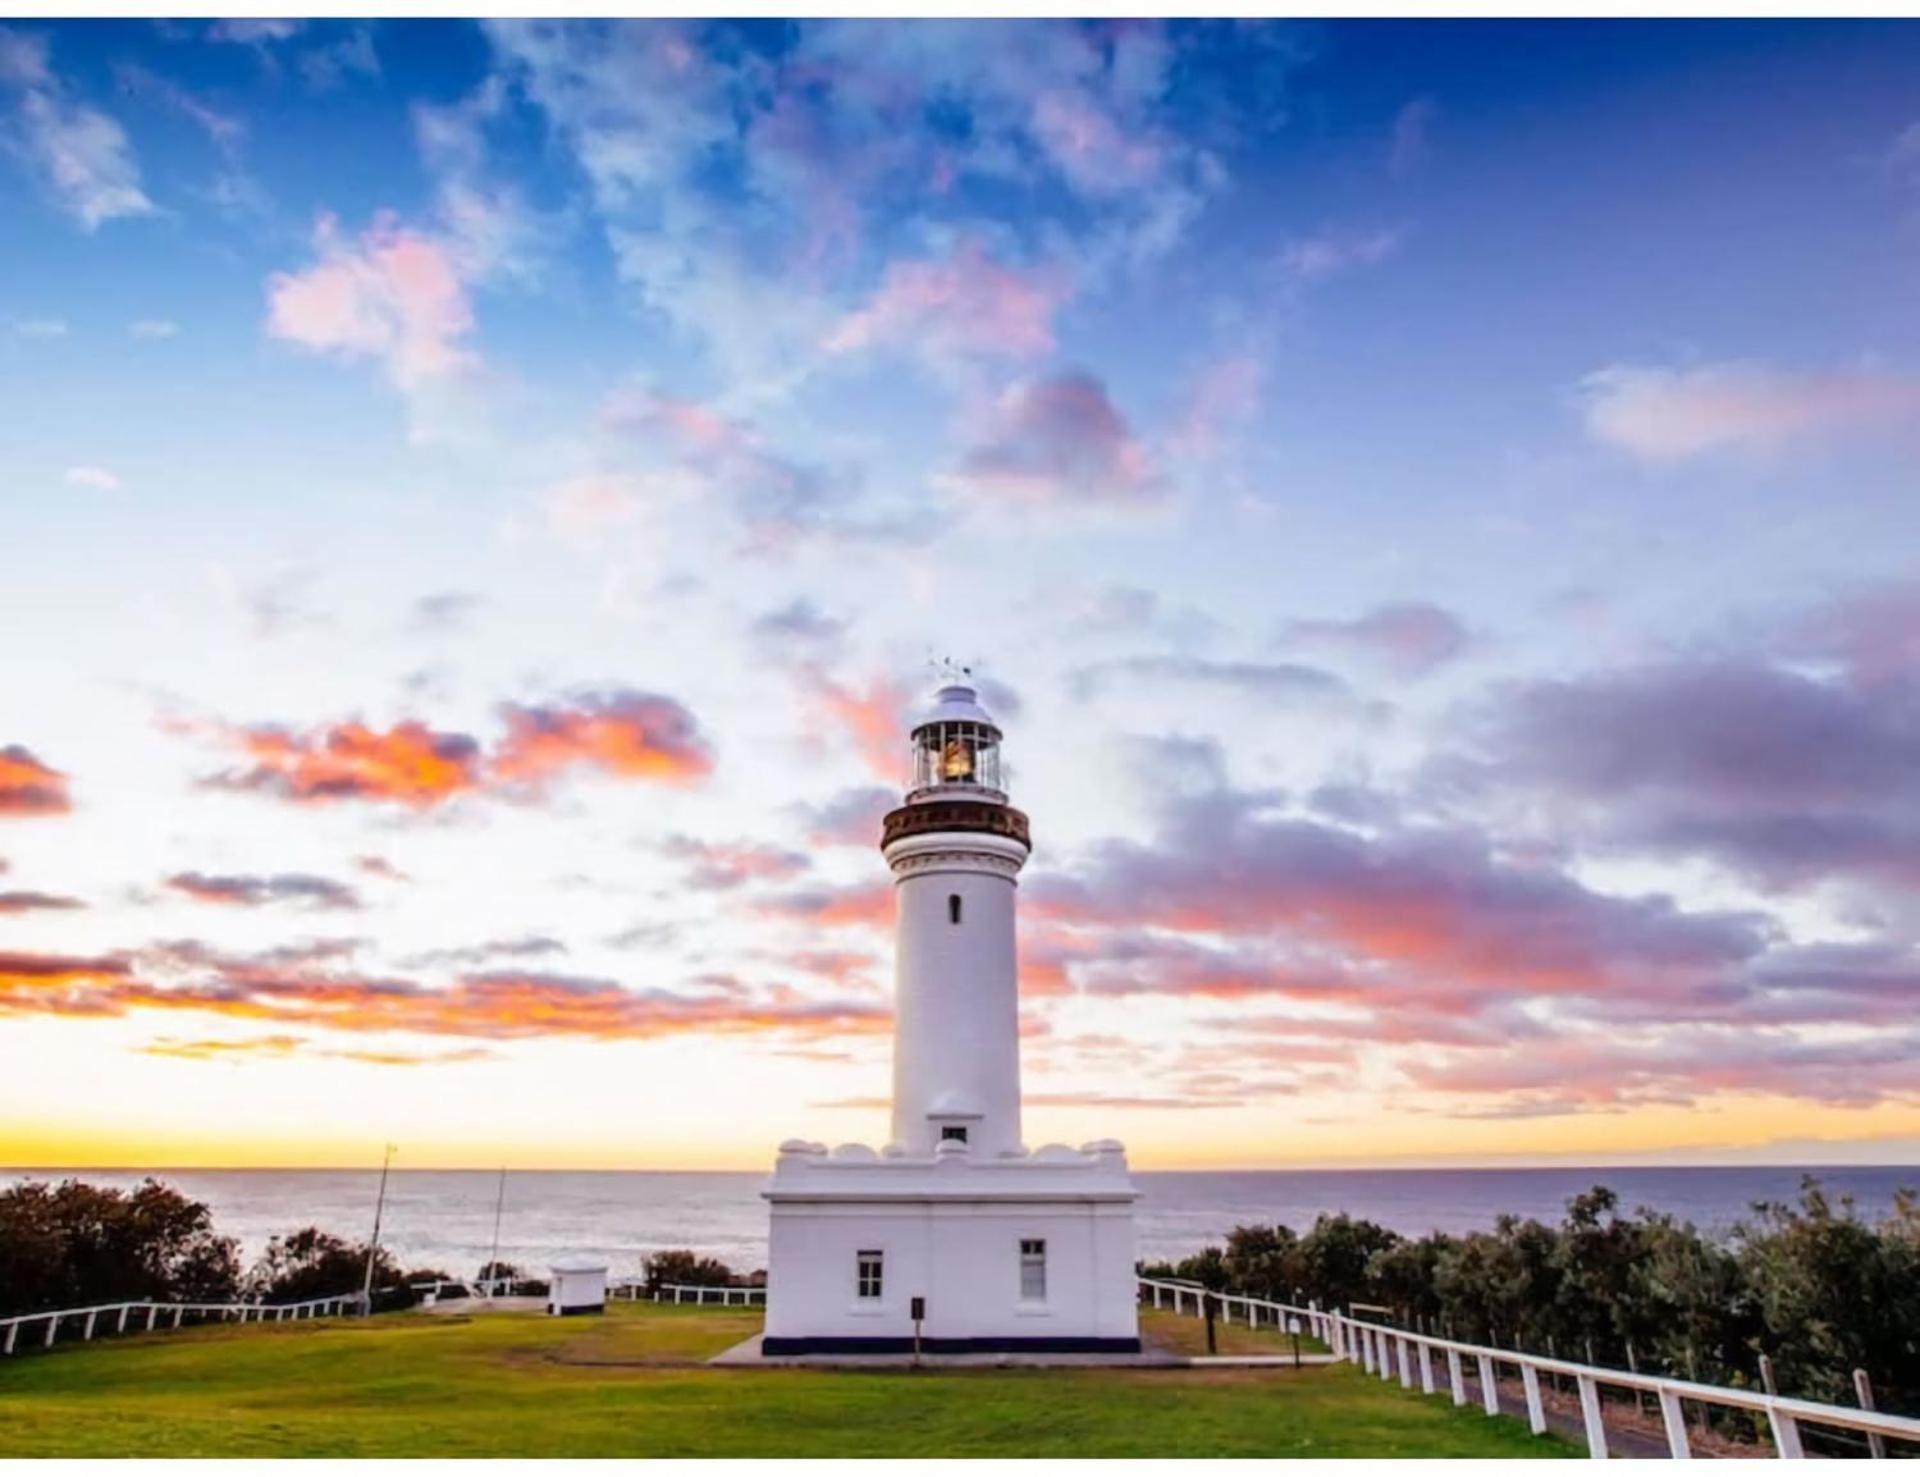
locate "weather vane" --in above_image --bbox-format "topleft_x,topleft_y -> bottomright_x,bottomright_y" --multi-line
928,653 -> 978,685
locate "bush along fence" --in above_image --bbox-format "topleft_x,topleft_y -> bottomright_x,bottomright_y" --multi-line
1138,1276 -> 1920,1459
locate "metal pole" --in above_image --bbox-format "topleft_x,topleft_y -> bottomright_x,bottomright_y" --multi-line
361,1143 -> 396,1310
485,1166 -> 506,1297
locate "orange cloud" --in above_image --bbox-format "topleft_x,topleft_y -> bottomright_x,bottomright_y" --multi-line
0,746 -> 71,816
137,1034 -> 497,1066
186,690 -> 712,807
493,692 -> 713,787
0,941 -> 887,1047
200,719 -> 483,806
809,673 -> 910,782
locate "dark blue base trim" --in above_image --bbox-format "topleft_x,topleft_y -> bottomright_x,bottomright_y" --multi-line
761,1335 -> 1141,1355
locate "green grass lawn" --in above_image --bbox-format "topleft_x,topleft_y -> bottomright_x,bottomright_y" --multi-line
0,1302 -> 1575,1458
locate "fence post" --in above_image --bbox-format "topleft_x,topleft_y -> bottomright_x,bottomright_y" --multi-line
1855,1369 -> 1887,1459
1520,1363 -> 1547,1435
1575,1374 -> 1609,1459
147,1305 -> 158,1331
1396,1336 -> 1413,1390
1766,1407 -> 1803,1460
1478,1354 -> 1500,1417
1446,1347 -> 1466,1406
4,1322 -> 17,1355
172,1307 -> 183,1328
84,1310 -> 97,1341
1657,1388 -> 1691,1459
1758,1353 -> 1777,1397
1360,1324 -> 1373,1374
118,1305 -> 131,1333
44,1314 -> 59,1348
1419,1341 -> 1435,1395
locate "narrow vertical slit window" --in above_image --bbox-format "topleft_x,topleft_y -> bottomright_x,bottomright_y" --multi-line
1019,1239 -> 1046,1302
948,893 -> 962,925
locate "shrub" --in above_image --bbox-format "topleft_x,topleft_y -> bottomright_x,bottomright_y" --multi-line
0,1178 -> 239,1314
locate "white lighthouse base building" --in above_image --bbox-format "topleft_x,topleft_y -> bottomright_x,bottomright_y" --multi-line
763,1139 -> 1139,1355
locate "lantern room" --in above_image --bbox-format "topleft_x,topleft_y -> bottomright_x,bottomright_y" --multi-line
908,682 -> 1004,797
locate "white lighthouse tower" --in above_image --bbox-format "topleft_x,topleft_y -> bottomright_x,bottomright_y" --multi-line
762,677 -> 1140,1355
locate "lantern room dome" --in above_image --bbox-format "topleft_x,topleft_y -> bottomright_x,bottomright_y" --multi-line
914,682 -> 998,733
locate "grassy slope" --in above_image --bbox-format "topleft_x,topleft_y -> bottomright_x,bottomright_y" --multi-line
0,1304 -> 1574,1458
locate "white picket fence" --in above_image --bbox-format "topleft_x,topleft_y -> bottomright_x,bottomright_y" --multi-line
1137,1276 -> 1920,1459
1,1293 -> 355,1355
644,1281 -> 766,1306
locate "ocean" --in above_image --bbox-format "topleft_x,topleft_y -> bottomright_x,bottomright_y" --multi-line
6,1165 -> 1912,1279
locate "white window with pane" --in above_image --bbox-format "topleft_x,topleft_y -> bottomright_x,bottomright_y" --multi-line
1018,1238 -> 1046,1302
855,1249 -> 883,1301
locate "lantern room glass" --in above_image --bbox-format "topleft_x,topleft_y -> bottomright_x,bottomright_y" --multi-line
910,720 -> 1003,793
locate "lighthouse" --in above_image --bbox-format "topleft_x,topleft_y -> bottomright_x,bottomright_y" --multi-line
884,681 -> 1029,1158
761,677 -> 1140,1356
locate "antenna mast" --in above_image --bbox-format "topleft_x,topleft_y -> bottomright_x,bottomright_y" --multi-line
360,1142 -> 396,1311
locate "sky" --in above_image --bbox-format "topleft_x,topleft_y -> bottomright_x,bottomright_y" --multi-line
3,18 -> 1920,1172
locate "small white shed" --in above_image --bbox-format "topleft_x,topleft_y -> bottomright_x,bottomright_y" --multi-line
548,1255 -> 609,1317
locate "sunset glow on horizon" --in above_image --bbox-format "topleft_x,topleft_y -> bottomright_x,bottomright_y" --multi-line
4,19 -> 1920,1173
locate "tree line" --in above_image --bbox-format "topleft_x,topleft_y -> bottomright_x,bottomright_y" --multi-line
0,1177 -> 465,1314
1139,1177 -> 1919,1419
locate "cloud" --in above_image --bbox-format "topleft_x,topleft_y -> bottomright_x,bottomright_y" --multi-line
165,871 -> 362,911
1072,654 -> 1350,705
0,890 -> 84,914
0,745 -> 71,815
944,371 -> 1161,507
8,316 -> 66,339
792,785 -> 895,847
1026,781 -> 1769,1016
807,672 -> 912,782
1578,361 -> 1920,463
601,387 -> 907,554
0,28 -> 153,229
1400,1028 -> 1920,1115
137,1034 -> 494,1067
400,935 -> 567,969
1279,600 -> 1471,677
0,949 -> 132,1000
1277,226 -> 1402,283
62,465 -> 120,491
1388,96 -> 1433,177
266,212 -> 476,388
187,691 -> 713,807
205,19 -> 303,46
195,718 -> 485,807
755,881 -> 894,931
825,242 -> 1069,363
750,599 -> 846,665
1441,653 -> 1920,894
407,591 -> 481,634
1170,355 -> 1262,460
127,318 -> 178,339
0,939 -> 891,1045
492,691 -> 713,789
662,835 -> 809,891
354,855 -> 410,882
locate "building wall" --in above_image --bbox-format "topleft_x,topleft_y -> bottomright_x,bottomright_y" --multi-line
889,845 -> 1025,1157
764,1195 -> 1138,1351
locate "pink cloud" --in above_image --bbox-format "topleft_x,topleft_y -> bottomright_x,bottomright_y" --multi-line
1029,90 -> 1163,196
1280,601 -> 1471,677
825,243 -> 1068,361
1579,361 -> 1920,463
266,213 -> 475,386
946,371 -> 1160,507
